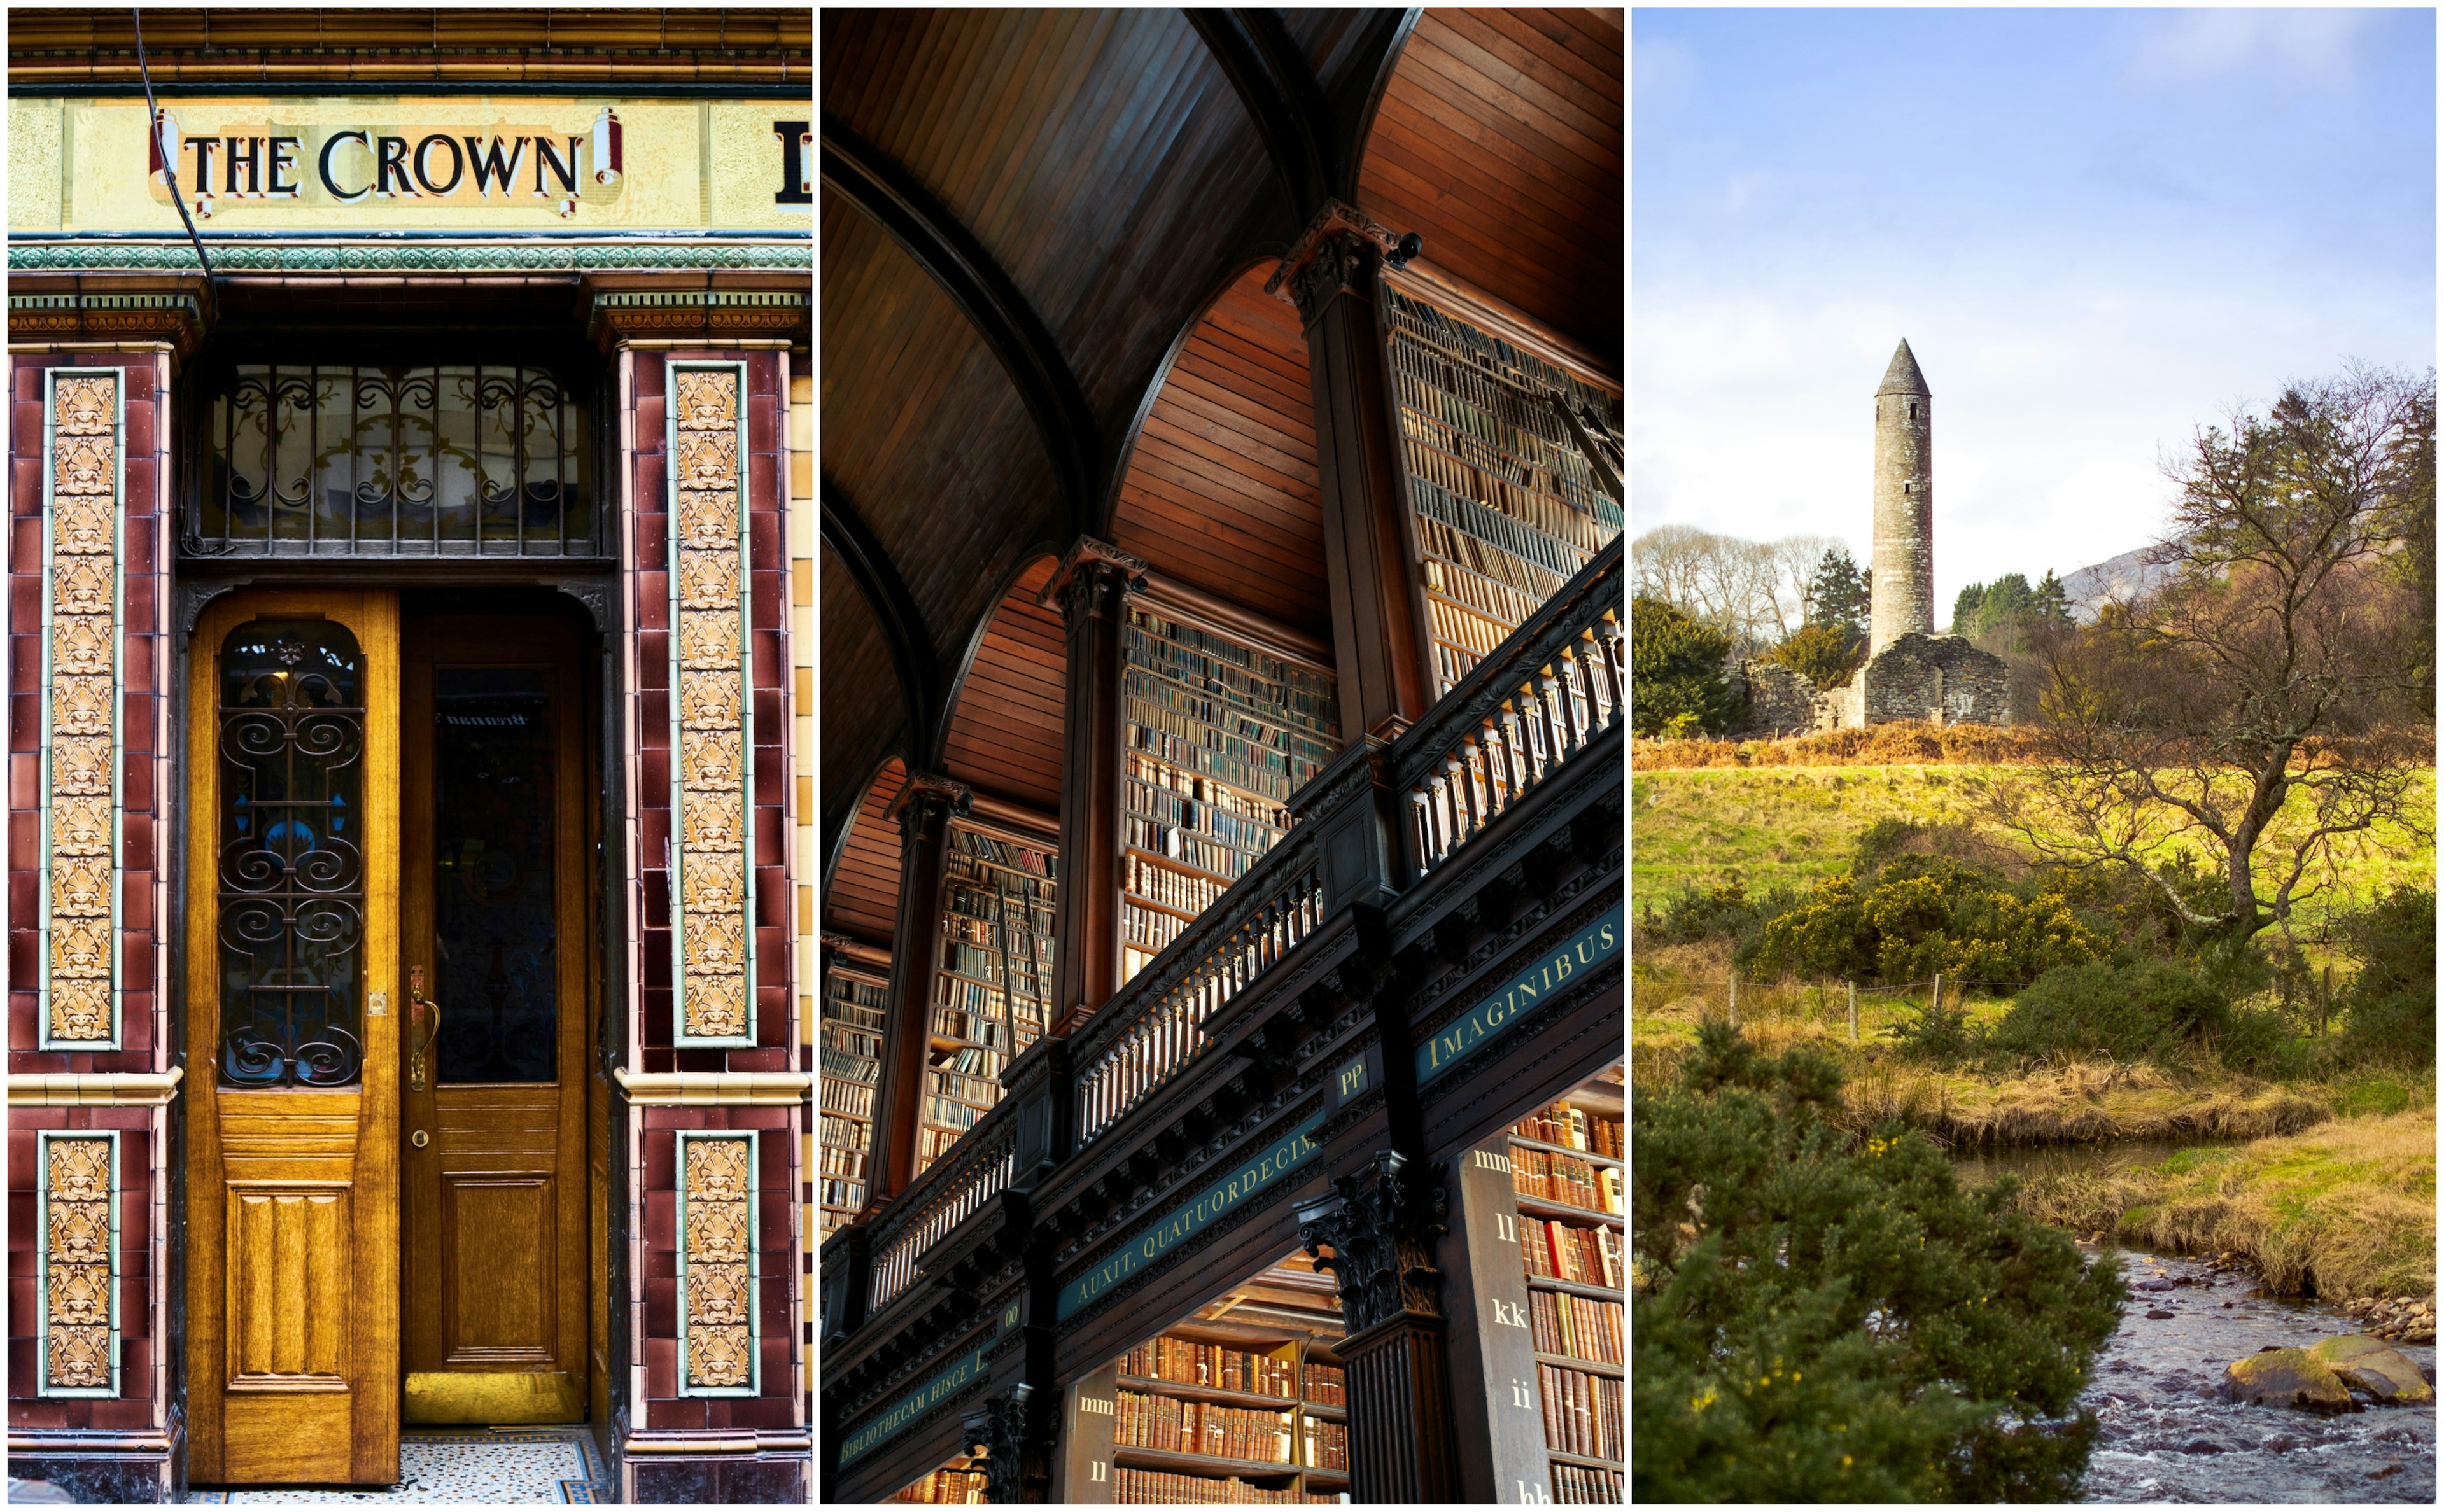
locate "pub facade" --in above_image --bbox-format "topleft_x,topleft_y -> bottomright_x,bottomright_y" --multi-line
4,10 -> 813,1502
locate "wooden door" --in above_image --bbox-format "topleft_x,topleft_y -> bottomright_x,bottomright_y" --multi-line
186,591 -> 402,1484
399,614 -> 589,1423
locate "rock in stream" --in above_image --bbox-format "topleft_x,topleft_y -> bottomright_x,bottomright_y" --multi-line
2077,1249 -> 2436,1503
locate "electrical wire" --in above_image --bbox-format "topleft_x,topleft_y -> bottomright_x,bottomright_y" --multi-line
132,6 -> 217,300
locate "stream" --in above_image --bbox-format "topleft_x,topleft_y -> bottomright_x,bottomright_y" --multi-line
1954,1145 -> 2437,1504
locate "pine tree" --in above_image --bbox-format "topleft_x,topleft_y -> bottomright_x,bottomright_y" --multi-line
1631,1023 -> 2124,1503
1806,549 -> 1871,640
1951,580 -> 1988,639
1631,597 -> 1743,737
2030,570 -> 2072,631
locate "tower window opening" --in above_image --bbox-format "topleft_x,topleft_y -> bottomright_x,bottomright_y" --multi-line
1908,402 -> 1918,421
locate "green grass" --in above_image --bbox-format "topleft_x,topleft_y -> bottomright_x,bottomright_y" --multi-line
1633,764 -> 2436,933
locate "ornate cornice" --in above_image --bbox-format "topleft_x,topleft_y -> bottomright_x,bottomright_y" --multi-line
7,1067 -> 184,1106
7,290 -> 204,356
8,238 -> 809,275
589,288 -> 809,352
1262,198 -> 1399,328
1035,536 -> 1147,628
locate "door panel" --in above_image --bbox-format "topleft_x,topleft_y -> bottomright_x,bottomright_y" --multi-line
402,614 -> 588,1424
186,591 -> 400,1486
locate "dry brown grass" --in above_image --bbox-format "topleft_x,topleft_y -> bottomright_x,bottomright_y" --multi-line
1632,722 -> 2042,769
1857,1058 -> 2332,1147
2014,1109 -> 2438,1301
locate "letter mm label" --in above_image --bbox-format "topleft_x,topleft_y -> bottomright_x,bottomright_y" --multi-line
1415,907 -> 1622,1088
837,1344 -> 991,1467
1054,1112 -> 1327,1324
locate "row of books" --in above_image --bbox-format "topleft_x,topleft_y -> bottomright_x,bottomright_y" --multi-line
941,907 -> 1055,952
1114,1390 -> 1292,1464
1397,385 -> 1611,527
818,1175 -> 865,1212
1300,1362 -> 1344,1406
1122,1339 -> 1296,1399
1424,598 -> 1510,663
1128,752 -> 1282,814
1124,902 -> 1186,955
1422,555 -> 1545,632
1299,1418 -> 1347,1473
1537,1363 -> 1621,1463
824,976 -> 888,1032
1125,657 -> 1327,748
1108,1469 -> 1335,1505
924,1096 -> 981,1132
931,1005 -> 1011,1049
820,1079 -> 876,1118
1126,611 -> 1338,722
822,1019 -> 885,1063
1529,1290 -> 1624,1367
1520,1216 -> 1623,1289
1386,332 -> 1579,454
1125,776 -> 1285,855
1125,852 -> 1225,915
917,1126 -> 962,1165
947,827 -> 1057,881
819,1114 -> 870,1152
1430,641 -> 1483,698
929,1069 -> 999,1109
1550,1464 -> 1624,1505
1127,814 -> 1252,881
1511,1147 -> 1624,1215
1410,476 -> 1586,589
887,1467 -> 986,1504
1513,1103 -> 1624,1159
1382,288 -> 1622,457
936,979 -> 1043,1037
821,1046 -> 880,1085
1125,697 -> 1329,804
819,1144 -> 867,1180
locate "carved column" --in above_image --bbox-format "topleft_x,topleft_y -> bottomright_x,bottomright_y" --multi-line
964,1382 -> 1057,1504
868,771 -> 971,1203
1039,539 -> 1145,1037
1269,200 -> 1432,743
1296,1151 -> 1461,1503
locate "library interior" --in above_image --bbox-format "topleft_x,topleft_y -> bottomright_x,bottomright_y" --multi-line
820,10 -> 1625,1504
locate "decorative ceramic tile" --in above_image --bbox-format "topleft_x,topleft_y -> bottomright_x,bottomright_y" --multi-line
41,368 -> 122,1047
37,1130 -> 118,1396
191,1427 -> 609,1504
678,1130 -> 759,1394
666,361 -> 754,1046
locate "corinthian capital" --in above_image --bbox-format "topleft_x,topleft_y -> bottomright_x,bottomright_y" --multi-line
1295,1149 -> 1450,1336
1036,536 -> 1148,628
1264,199 -> 1402,328
895,771 -> 974,841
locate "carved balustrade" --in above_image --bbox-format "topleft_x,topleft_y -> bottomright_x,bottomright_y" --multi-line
864,1093 -> 1020,1315
1403,539 -> 1622,872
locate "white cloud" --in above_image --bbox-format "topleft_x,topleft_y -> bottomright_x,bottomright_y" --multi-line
2124,8 -> 2379,92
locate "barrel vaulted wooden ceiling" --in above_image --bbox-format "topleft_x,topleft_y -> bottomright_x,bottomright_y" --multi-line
820,8 -> 1625,934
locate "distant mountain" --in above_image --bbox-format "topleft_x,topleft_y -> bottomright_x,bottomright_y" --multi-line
2058,543 -> 2170,621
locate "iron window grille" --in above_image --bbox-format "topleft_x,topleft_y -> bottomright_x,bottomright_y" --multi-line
191,363 -> 594,556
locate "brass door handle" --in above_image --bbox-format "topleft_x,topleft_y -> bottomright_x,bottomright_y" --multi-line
408,965 -> 441,1091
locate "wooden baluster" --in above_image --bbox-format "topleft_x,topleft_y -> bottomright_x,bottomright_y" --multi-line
1598,617 -> 1626,724
1410,790 -> 1433,871
1423,775 -> 1447,864
1543,664 -> 1577,758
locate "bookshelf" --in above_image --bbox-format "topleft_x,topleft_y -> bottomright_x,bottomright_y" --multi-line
1067,1249 -> 1351,1504
1120,606 -> 1338,986
1380,284 -> 1624,698
923,817 -> 1058,1177
885,1459 -> 989,1504
818,948 -> 890,1238
1508,1075 -> 1626,1503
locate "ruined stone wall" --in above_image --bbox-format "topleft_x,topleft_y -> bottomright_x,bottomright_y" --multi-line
1738,659 -> 1831,737
1856,633 -> 2011,727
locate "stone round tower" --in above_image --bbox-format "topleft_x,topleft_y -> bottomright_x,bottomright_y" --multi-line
1869,339 -> 1933,658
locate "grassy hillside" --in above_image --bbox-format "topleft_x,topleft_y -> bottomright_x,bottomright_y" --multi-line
1633,764 -> 2436,930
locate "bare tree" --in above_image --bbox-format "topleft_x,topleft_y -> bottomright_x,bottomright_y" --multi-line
2001,365 -> 2436,955
1631,525 -> 1848,653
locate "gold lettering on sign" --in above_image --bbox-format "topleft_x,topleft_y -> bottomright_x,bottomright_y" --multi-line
670,365 -> 752,1044
682,1133 -> 755,1392
45,372 -> 118,1046
43,1133 -> 115,1392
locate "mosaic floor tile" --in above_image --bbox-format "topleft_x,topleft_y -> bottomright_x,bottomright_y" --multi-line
189,1427 -> 608,1506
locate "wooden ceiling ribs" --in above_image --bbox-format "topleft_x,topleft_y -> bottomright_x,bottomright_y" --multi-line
821,114 -> 1100,537
939,557 -> 1066,816
819,7 -> 1622,927
821,477 -> 943,763
824,757 -> 909,951
1356,7 -> 1622,367
820,545 -> 908,882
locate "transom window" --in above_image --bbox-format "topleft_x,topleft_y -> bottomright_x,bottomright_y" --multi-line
193,364 -> 593,556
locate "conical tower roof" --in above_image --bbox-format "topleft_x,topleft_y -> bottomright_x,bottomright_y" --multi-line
1878,339 -> 1929,396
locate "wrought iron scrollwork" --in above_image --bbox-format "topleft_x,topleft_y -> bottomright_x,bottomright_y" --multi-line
193,363 -> 591,556
217,621 -> 367,1088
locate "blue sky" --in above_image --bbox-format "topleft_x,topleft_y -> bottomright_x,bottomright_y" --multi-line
1631,8 -> 2438,610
